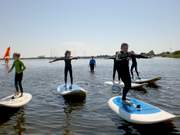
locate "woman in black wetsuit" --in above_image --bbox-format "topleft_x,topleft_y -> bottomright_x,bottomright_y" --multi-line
109,52 -> 120,83
130,51 -> 148,80
49,50 -> 78,89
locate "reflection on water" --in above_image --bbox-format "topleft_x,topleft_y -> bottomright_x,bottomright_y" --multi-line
133,122 -> 178,135
146,82 -> 161,88
14,108 -> 26,135
110,114 -> 178,135
129,121 -> 177,135
0,107 -> 19,125
63,102 -> 85,135
0,107 -> 25,135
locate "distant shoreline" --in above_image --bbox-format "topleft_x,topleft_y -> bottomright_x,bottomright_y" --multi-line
0,50 -> 180,60
156,50 -> 180,58
0,56 -> 110,60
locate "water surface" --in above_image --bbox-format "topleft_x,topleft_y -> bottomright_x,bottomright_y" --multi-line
0,58 -> 180,135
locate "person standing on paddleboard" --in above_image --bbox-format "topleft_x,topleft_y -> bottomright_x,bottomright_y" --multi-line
89,56 -> 96,72
49,50 -> 78,89
107,52 -> 120,83
115,43 -> 147,102
130,51 -> 148,80
8,53 -> 26,97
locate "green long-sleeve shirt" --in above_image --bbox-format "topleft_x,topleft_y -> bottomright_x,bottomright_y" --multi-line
10,59 -> 26,74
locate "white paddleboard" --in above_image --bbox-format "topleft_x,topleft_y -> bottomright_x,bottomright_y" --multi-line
57,84 -> 87,97
104,81 -> 145,89
132,77 -> 161,84
108,96 -> 176,124
0,93 -> 32,108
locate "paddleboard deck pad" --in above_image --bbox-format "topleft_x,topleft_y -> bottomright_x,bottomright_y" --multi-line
108,96 -> 175,124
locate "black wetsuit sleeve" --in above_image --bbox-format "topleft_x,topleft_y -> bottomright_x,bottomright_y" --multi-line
71,57 -> 79,60
107,56 -> 116,59
49,57 -> 65,63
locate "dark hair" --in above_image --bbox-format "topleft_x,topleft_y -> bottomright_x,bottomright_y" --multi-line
121,43 -> 128,48
65,50 -> 71,57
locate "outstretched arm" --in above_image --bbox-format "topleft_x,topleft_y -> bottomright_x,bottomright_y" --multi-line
106,56 -> 116,59
49,57 -> 64,63
71,56 -> 79,60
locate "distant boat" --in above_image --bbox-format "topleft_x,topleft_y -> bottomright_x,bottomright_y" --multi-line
3,47 -> 11,64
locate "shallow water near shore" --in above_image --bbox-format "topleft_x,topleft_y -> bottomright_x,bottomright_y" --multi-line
0,57 -> 180,135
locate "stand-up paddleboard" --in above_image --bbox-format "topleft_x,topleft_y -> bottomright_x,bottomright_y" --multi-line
0,93 -> 32,108
108,96 -> 175,124
132,77 -> 161,84
104,81 -> 145,89
57,84 -> 87,101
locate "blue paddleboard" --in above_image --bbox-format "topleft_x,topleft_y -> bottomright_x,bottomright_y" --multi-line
108,96 -> 175,124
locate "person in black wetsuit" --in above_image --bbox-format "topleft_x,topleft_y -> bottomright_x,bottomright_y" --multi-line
49,50 -> 78,89
89,56 -> 96,72
108,52 -> 120,83
130,51 -> 148,80
115,43 -> 147,101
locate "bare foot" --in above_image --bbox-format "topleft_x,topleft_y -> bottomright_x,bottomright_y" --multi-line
15,92 -> 20,96
20,93 -> 23,97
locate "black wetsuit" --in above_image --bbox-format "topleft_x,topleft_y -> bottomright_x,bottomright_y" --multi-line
113,58 -> 119,81
115,51 -> 131,101
64,59 -> 73,84
131,55 -> 147,79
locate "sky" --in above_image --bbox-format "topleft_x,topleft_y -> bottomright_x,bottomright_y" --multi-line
0,0 -> 180,57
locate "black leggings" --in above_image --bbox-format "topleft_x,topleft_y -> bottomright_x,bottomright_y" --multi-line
117,69 -> 131,100
15,73 -> 23,93
64,66 -> 73,85
131,63 -> 139,78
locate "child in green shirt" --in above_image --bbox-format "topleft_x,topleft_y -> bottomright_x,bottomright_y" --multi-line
8,53 -> 26,97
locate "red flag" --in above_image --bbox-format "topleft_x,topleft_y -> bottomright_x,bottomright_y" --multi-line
3,47 -> 10,63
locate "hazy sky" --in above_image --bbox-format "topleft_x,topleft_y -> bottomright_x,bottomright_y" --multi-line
0,0 -> 180,57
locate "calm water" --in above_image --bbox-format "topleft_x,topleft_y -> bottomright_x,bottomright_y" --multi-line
0,58 -> 180,135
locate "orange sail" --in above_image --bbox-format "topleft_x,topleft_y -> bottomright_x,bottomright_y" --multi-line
3,47 -> 10,64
